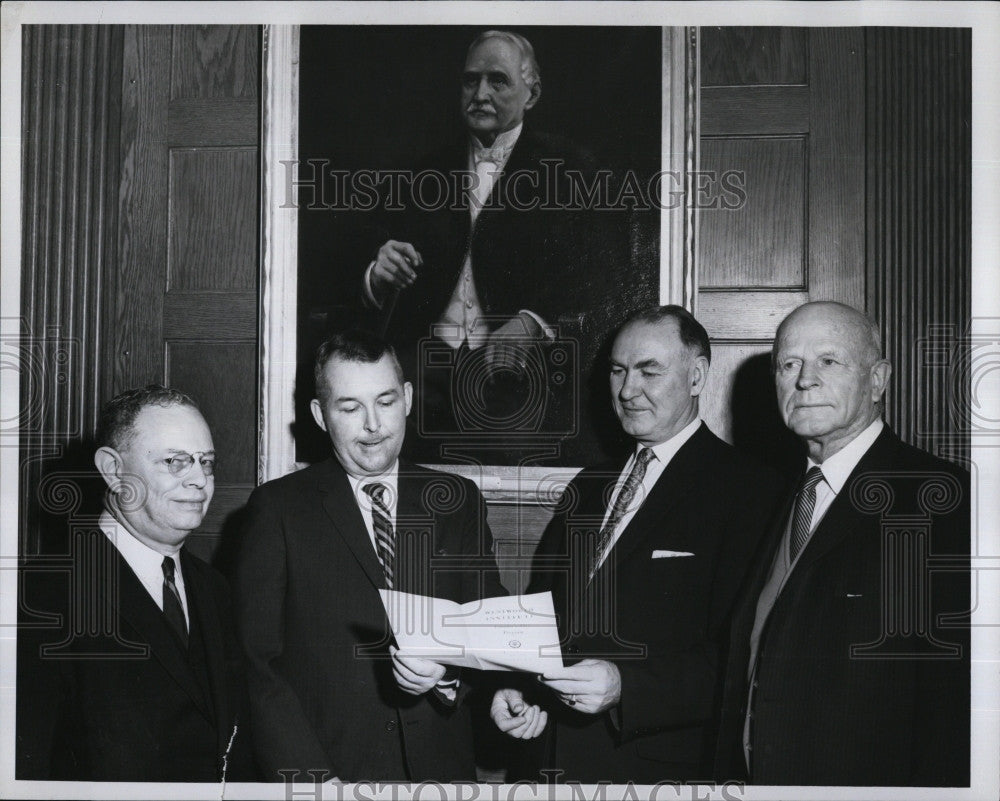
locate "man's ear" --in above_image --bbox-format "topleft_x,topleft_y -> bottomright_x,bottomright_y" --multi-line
870,359 -> 892,402
690,356 -> 710,398
309,398 -> 329,432
524,81 -> 541,111
403,382 -> 413,417
94,446 -> 123,493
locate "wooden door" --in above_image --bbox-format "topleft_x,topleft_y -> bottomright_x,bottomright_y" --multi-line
695,27 -> 865,473
115,25 -> 260,561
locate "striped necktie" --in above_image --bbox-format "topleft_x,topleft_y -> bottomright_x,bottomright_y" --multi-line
161,555 -> 188,648
589,447 -> 656,580
789,466 -> 825,562
363,483 -> 396,588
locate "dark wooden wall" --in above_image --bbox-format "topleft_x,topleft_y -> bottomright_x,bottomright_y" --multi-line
866,28 -> 971,465
19,25 -> 259,559
697,27 -> 865,474
697,26 -> 970,472
20,25 -> 123,554
116,26 -> 260,562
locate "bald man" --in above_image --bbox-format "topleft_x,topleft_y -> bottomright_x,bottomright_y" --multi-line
716,301 -> 970,786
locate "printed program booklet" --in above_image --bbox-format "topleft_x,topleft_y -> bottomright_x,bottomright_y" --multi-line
379,590 -> 564,672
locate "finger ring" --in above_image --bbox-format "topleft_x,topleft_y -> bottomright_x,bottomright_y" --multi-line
566,694 -> 577,706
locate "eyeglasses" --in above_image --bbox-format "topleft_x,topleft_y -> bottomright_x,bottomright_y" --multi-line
160,451 -> 216,477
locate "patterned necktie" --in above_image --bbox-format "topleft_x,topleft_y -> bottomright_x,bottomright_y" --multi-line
589,448 -> 656,580
789,466 -> 825,562
161,556 -> 188,648
363,483 -> 396,588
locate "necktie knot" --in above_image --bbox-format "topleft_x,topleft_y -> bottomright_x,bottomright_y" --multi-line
363,482 -> 386,505
636,447 -> 655,468
801,466 -> 825,493
161,555 -> 176,581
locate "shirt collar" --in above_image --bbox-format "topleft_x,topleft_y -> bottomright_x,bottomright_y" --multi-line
347,461 -> 401,511
640,417 -> 702,467
99,508 -> 181,577
807,418 -> 884,494
470,122 -> 523,162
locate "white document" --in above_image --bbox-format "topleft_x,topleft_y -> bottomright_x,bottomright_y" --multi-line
378,590 -> 564,673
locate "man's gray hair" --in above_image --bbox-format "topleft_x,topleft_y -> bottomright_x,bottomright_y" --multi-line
468,30 -> 541,90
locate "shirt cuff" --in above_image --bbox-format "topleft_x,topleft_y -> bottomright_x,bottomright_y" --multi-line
364,261 -> 384,309
433,677 -> 460,705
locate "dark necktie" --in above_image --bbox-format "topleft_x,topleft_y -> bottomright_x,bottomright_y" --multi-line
789,466 -> 825,562
589,447 -> 656,580
161,555 -> 188,648
363,483 -> 396,588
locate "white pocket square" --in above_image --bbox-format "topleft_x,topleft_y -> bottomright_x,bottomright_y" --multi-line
652,549 -> 695,559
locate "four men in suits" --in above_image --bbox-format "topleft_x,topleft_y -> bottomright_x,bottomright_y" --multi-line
491,306 -> 785,782
234,330 -> 507,782
16,386 -> 254,781
715,301 -> 971,786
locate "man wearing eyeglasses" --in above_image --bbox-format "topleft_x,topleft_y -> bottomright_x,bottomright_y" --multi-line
16,385 -> 255,781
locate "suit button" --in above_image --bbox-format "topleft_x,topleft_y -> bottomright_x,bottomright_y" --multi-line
386,720 -> 396,732
752,680 -> 759,689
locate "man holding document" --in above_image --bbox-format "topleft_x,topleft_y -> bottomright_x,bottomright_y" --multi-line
493,306 -> 785,782
235,330 -> 507,781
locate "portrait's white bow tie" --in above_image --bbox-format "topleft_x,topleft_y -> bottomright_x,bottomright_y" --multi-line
474,144 -> 513,165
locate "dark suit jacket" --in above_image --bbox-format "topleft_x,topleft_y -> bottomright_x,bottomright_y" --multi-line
525,423 -> 785,783
372,127 -> 624,352
16,526 -> 255,781
234,459 -> 507,782
715,426 -> 971,786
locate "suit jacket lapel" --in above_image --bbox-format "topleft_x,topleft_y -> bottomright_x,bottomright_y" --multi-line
596,424 -> 711,573
97,536 -> 212,719
319,460 -> 387,591
792,426 -> 899,573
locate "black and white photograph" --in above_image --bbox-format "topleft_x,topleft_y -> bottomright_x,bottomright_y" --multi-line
1,2 -> 997,800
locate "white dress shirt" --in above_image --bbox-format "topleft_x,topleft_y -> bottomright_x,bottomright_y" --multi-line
592,417 -> 702,573
100,509 -> 189,627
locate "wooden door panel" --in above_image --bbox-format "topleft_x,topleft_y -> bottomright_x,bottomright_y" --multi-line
698,28 -> 864,456
117,25 -> 260,557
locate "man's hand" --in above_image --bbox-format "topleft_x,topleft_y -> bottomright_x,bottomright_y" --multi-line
539,659 -> 622,715
490,688 -> 548,739
372,240 -> 422,297
389,645 -> 446,696
484,313 -> 545,372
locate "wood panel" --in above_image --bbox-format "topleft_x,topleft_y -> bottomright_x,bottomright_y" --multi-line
166,341 -> 257,483
698,29 -> 864,458
700,86 -> 809,135
701,27 -> 807,86
170,25 -> 258,99
168,148 -> 257,290
19,25 -> 123,554
700,136 -> 806,289
116,26 -> 171,386
117,25 -> 261,555
866,28 -> 971,464
700,343 -> 804,477
162,291 -> 257,338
